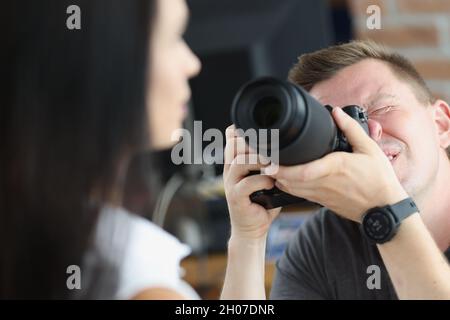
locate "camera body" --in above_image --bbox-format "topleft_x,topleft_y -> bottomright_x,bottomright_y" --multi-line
231,77 -> 369,209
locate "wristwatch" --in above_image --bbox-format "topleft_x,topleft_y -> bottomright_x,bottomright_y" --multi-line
361,197 -> 419,244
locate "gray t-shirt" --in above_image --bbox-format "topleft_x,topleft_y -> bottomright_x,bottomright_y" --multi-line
270,208 -> 450,300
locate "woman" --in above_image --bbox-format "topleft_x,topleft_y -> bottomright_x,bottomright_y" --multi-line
2,0 -> 280,299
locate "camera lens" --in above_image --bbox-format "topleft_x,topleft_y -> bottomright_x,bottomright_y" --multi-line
231,77 -> 339,166
253,97 -> 282,128
231,77 -> 369,209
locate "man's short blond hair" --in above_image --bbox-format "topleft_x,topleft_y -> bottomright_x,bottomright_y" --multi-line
288,40 -> 450,157
288,40 -> 435,105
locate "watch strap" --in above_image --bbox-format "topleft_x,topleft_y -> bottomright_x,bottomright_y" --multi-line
388,197 -> 419,223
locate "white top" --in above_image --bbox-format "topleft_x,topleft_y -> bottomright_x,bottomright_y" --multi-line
89,206 -> 199,300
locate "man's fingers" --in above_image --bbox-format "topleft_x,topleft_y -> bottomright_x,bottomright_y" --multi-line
332,107 -> 376,154
224,125 -> 241,174
226,154 -> 269,184
224,125 -> 259,174
275,180 -> 319,203
269,152 -> 344,182
225,124 -> 237,139
224,136 -> 251,174
235,174 -> 276,198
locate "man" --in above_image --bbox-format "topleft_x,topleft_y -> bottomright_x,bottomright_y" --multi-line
221,40 -> 450,300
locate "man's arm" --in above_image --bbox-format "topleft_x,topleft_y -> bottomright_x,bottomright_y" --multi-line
377,211 -> 450,299
131,287 -> 187,300
221,236 -> 267,299
223,213 -> 329,300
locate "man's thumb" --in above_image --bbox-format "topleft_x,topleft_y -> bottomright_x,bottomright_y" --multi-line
332,107 -> 373,153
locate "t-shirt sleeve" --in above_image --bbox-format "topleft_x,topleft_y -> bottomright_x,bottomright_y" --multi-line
270,210 -> 332,300
113,211 -> 199,300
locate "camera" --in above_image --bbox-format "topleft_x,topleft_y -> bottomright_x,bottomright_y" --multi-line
230,77 -> 369,209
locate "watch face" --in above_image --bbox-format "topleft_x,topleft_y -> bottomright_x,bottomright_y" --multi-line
362,210 -> 395,243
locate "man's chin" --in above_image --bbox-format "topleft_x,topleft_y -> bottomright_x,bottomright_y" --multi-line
398,175 -> 425,201
393,168 -> 414,196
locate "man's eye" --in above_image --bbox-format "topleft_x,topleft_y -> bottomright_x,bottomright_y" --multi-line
370,106 -> 393,116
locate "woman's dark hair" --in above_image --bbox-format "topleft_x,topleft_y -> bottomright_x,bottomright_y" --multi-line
1,0 -> 156,298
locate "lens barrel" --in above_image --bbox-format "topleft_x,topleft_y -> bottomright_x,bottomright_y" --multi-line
230,77 -> 368,209
231,77 -> 338,165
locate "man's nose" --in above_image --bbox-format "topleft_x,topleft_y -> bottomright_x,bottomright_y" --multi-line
368,119 -> 383,142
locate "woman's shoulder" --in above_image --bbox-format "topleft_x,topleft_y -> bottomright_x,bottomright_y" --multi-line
104,206 -> 189,255
96,206 -> 198,299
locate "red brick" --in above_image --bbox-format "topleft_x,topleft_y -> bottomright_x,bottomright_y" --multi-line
397,0 -> 450,13
356,25 -> 439,48
348,0 -> 388,17
413,59 -> 450,79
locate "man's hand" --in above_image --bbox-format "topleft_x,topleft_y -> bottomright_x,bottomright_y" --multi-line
221,125 -> 281,299
266,107 -> 408,222
223,125 -> 281,240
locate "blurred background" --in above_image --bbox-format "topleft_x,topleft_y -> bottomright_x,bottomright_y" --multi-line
124,0 -> 450,299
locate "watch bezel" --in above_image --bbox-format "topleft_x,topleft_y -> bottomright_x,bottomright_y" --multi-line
362,208 -> 397,244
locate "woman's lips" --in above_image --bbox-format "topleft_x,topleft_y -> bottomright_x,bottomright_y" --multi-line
181,104 -> 189,117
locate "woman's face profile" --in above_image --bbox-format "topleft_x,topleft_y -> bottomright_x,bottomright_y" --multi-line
148,0 -> 201,150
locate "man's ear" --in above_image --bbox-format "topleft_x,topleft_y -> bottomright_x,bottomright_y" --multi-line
432,99 -> 450,149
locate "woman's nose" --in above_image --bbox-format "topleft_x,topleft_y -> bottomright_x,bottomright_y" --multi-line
187,47 -> 201,78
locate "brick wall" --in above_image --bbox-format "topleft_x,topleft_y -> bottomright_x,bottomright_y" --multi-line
348,0 -> 450,102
